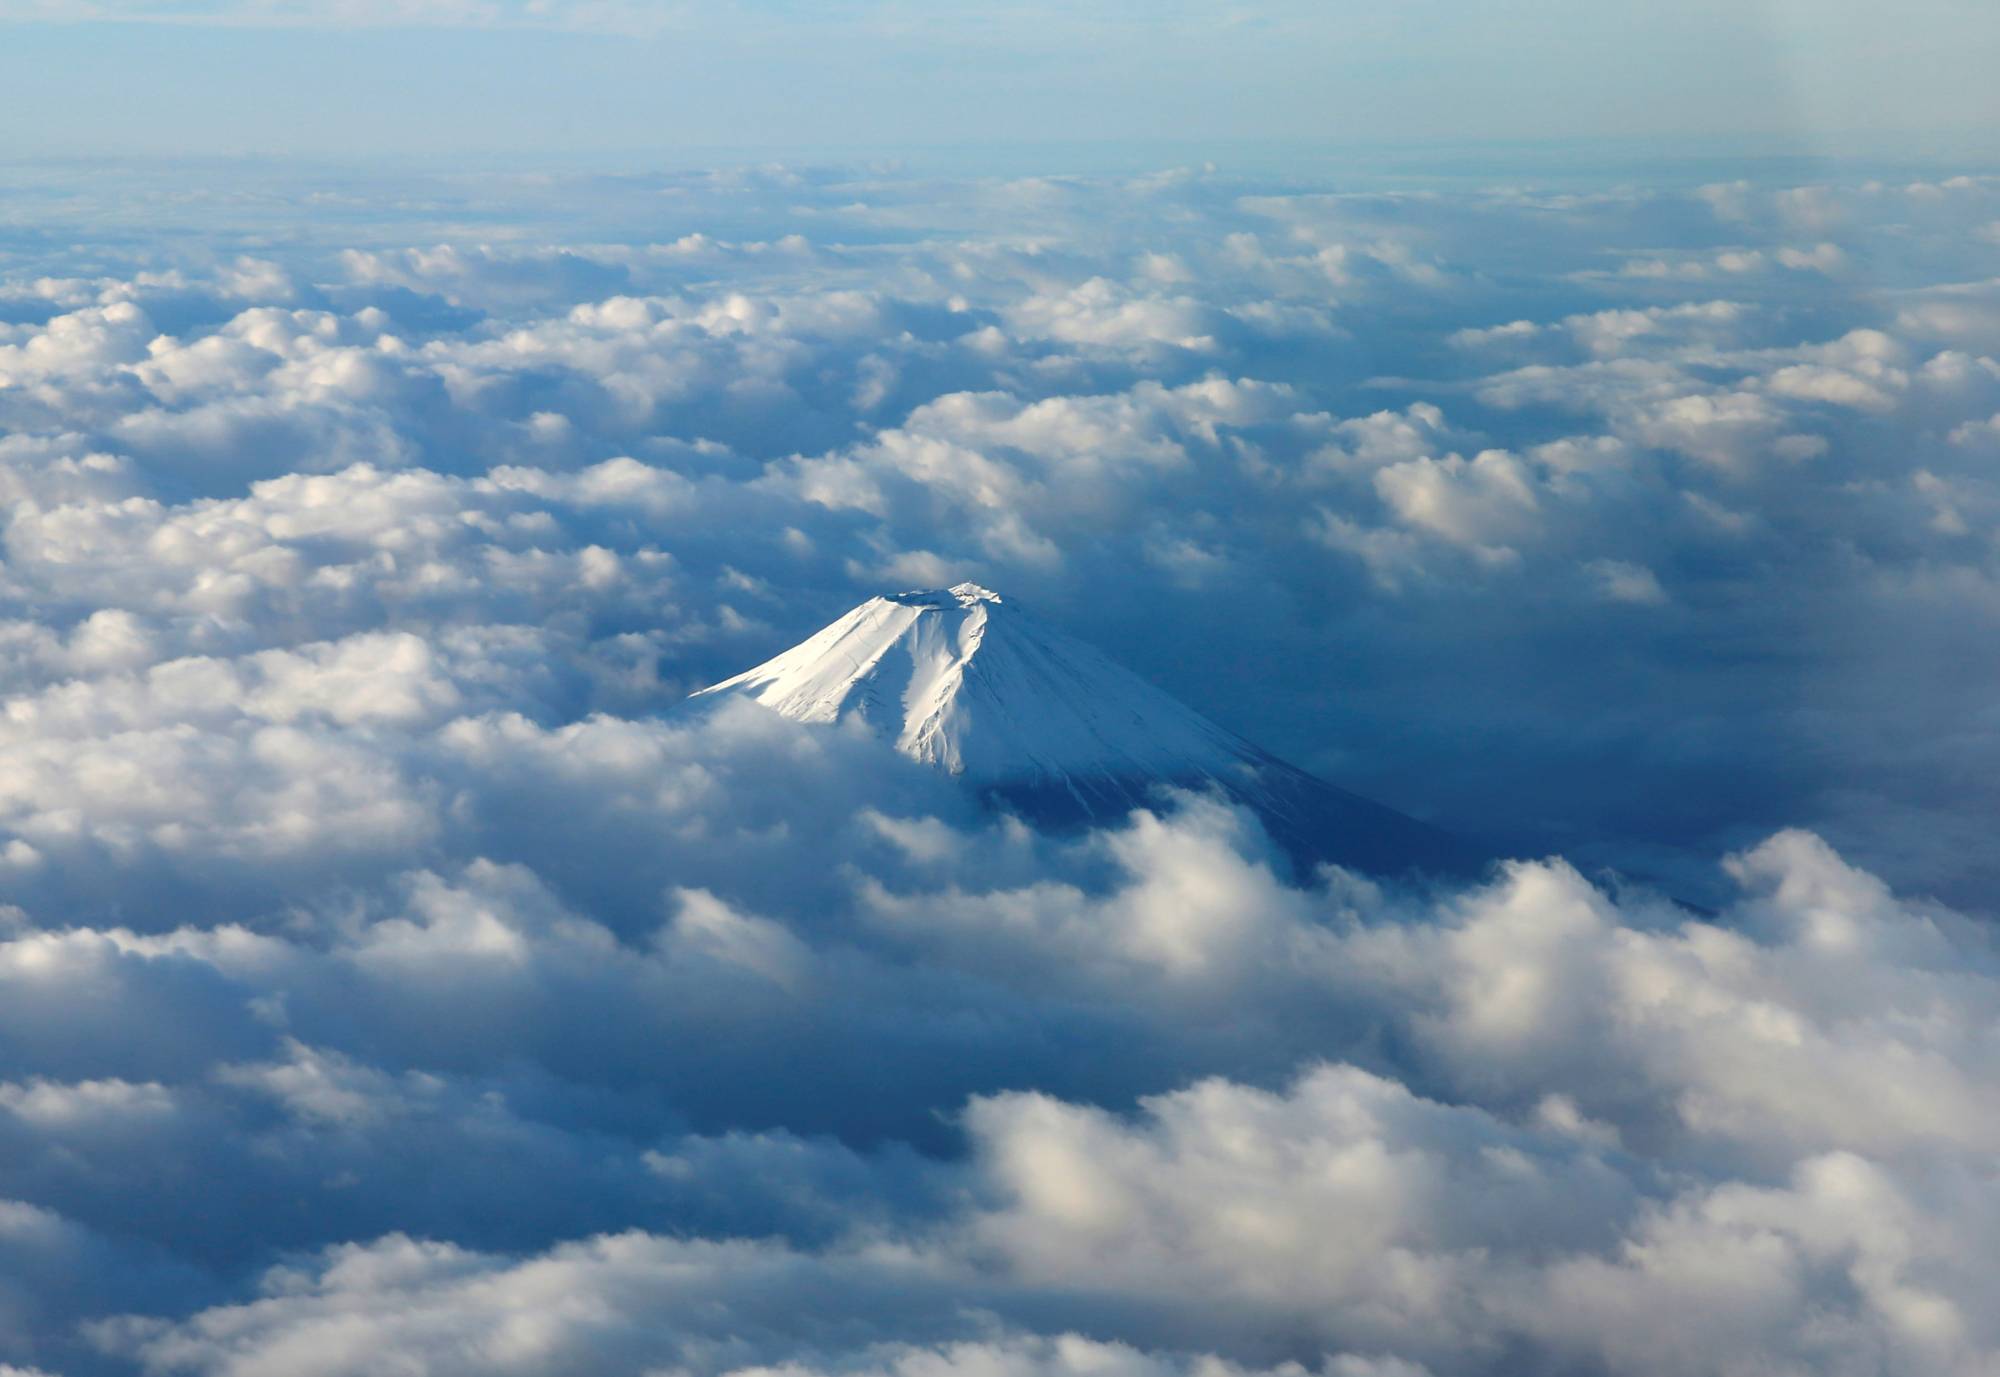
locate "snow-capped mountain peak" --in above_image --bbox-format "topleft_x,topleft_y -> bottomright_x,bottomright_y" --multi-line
692,584 -> 1246,787
692,587 -> 1482,877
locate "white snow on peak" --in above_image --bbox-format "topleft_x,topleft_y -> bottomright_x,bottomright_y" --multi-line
691,586 -> 1253,790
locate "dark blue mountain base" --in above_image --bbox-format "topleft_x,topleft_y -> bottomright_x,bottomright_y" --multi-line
984,755 -> 1488,883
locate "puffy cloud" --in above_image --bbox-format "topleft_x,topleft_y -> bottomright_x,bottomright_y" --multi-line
1373,449 -> 1539,556
1004,279 -> 1219,354
1584,558 -> 1667,605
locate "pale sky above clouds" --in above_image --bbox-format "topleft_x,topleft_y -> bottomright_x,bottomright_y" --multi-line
1,0 -> 1997,156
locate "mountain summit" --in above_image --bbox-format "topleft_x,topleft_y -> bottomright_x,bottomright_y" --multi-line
692,584 -> 1480,877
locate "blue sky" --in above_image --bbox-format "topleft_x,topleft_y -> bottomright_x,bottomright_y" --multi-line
3,0 -> 1998,157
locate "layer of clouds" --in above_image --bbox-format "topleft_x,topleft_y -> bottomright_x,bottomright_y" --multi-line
9,804 -> 2000,1376
7,163 -> 1999,895
0,157 -> 1997,1375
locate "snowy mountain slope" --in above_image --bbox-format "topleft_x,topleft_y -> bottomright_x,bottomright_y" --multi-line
692,584 -> 1482,878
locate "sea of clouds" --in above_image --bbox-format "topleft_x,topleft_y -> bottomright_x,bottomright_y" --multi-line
0,154 -> 1998,1375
